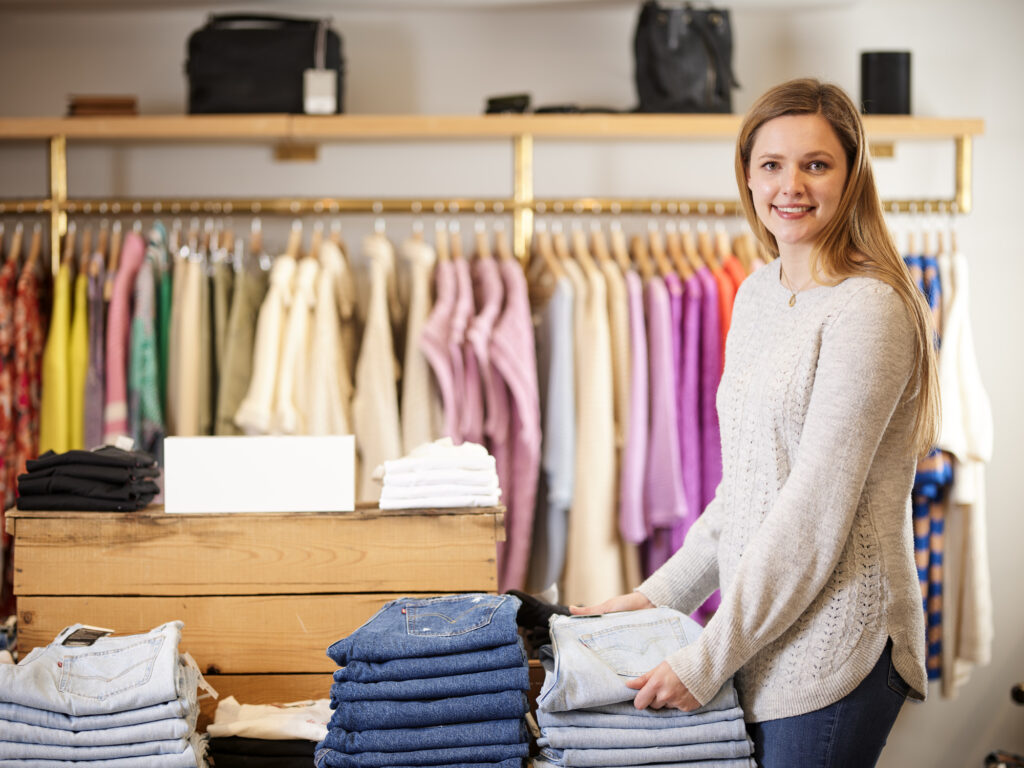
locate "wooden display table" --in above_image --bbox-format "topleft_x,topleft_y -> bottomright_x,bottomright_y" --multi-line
5,503 -> 504,725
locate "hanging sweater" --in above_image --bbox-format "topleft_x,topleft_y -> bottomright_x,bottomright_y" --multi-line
638,259 -> 927,723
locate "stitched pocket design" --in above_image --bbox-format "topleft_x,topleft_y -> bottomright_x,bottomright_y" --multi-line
60,636 -> 165,701
405,594 -> 504,637
580,618 -> 688,678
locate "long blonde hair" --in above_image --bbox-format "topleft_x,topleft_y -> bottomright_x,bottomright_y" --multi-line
735,78 -> 939,457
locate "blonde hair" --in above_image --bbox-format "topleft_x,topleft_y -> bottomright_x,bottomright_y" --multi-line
734,78 -> 939,457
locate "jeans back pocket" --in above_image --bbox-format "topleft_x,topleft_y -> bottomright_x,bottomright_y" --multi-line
59,636 -> 165,700
580,618 -> 688,678
405,594 -> 504,637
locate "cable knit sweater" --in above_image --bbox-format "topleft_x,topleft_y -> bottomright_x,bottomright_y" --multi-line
638,258 -> 928,723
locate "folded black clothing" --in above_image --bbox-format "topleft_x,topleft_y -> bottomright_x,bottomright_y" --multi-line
26,463 -> 161,484
26,446 -> 157,472
15,493 -> 155,511
506,588 -> 570,630
18,473 -> 160,500
207,754 -> 311,768
208,737 -> 315,757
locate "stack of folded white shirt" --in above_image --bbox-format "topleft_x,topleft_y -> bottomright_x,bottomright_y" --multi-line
375,438 -> 502,510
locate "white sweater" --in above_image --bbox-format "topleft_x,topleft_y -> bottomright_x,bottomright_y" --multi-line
639,258 -> 927,722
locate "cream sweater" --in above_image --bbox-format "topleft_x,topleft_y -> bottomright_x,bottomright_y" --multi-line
639,258 -> 927,723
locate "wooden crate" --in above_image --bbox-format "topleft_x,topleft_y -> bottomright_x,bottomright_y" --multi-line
6,504 -> 504,726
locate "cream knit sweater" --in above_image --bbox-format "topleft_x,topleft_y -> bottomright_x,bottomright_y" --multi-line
638,258 -> 928,723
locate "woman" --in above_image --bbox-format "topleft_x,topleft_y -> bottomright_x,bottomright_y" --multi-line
573,78 -> 940,767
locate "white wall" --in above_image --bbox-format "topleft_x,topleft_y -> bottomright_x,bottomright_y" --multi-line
1,1 -> 1021,764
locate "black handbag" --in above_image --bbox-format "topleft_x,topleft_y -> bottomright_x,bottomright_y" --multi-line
186,13 -> 345,114
633,1 -> 738,113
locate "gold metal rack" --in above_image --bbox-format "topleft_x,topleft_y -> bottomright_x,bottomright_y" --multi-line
0,115 -> 984,273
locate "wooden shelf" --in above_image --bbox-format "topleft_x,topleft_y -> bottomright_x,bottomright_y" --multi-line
0,113 -> 985,142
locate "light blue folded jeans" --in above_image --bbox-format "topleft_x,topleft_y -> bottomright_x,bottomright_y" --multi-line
328,690 -> 528,731
314,741 -> 529,768
537,608 -> 703,713
540,738 -> 755,766
321,718 -> 527,753
333,640 -> 526,683
0,737 -> 189,761
534,758 -> 756,768
0,622 -> 184,716
538,703 -> 746,731
327,594 -> 520,665
0,733 -> 205,767
537,716 -> 749,749
330,665 -> 529,702
0,714 -> 192,746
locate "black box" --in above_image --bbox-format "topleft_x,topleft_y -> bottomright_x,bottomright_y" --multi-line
860,51 -> 911,115
186,13 -> 345,114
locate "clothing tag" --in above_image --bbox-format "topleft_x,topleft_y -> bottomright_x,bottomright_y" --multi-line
524,711 -> 541,740
62,625 -> 115,646
182,651 -> 219,700
304,69 -> 337,115
112,435 -> 135,452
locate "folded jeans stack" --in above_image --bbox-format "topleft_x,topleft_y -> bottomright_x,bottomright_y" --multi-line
375,438 -> 501,510
16,445 -> 161,511
0,621 -> 209,767
206,696 -> 332,767
535,608 -> 755,768
315,593 -> 531,768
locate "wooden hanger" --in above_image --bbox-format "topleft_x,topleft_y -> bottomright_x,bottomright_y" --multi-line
449,221 -> 464,261
714,227 -> 732,265
25,223 -> 42,273
104,221 -> 123,298
552,226 -> 571,262
532,226 -> 565,280
61,222 -> 77,268
732,233 -> 752,273
92,221 -> 109,277
590,224 -> 611,263
494,224 -> 512,261
680,226 -> 705,273
647,226 -> 675,279
609,225 -> 632,274
249,218 -> 264,258
571,226 -> 596,273
284,220 -> 303,259
434,220 -> 450,262
7,223 -> 23,267
697,227 -> 720,271
630,234 -> 655,283
474,221 -> 492,260
665,225 -> 694,280
79,225 -> 93,273
307,221 -> 324,261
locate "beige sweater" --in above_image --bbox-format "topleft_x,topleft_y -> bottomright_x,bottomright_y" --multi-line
639,258 -> 927,723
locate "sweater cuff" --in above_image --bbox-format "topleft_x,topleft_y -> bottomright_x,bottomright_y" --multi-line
663,638 -> 726,708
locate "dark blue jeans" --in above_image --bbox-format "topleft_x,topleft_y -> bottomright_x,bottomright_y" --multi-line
328,690 -> 529,731
333,640 -> 527,683
327,594 -> 521,665
330,665 -> 529,703
313,742 -> 529,767
321,718 -> 527,753
746,640 -> 910,768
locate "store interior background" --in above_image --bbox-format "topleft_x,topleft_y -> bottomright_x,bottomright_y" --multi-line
0,0 -> 1021,764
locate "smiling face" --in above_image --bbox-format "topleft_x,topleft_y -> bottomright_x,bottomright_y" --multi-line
745,113 -> 849,260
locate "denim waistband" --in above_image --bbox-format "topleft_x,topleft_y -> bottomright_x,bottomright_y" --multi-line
330,665 -> 529,703
321,717 -> 528,753
333,639 -> 527,683
537,607 -> 704,713
328,690 -> 528,731
327,595 -> 521,665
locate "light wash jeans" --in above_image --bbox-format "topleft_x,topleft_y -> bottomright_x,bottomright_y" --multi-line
0,622 -> 184,716
0,658 -> 197,730
313,741 -> 528,767
539,738 -> 755,766
321,718 -> 527,753
534,758 -> 756,768
328,690 -> 528,731
327,594 -> 521,665
538,704 -> 746,731
0,737 -> 189,760
537,716 -> 749,749
537,608 -> 703,713
1,733 -> 205,767
0,714 -> 192,746
330,665 -> 529,702
334,640 -> 526,683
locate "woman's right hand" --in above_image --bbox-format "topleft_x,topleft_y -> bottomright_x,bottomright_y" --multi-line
569,592 -> 654,616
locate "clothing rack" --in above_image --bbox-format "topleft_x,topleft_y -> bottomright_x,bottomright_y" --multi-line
0,114 -> 984,274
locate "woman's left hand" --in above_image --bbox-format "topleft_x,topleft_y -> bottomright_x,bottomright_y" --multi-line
626,660 -> 701,712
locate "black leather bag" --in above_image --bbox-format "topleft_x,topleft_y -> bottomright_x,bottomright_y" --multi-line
633,1 -> 738,113
186,13 -> 345,114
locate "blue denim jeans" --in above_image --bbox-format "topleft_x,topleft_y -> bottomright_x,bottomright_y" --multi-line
313,741 -> 529,767
328,690 -> 528,731
534,758 -> 755,768
327,594 -> 521,665
330,665 -> 529,703
0,658 -> 197,730
334,640 -> 527,683
0,738 -> 189,761
0,714 -> 192,746
538,704 -> 745,731
0,622 -> 184,716
539,738 -> 755,766
538,716 -> 750,749
3,733 -> 205,767
537,608 -> 704,713
321,717 -> 527,753
746,639 -> 910,768
315,756 -> 522,768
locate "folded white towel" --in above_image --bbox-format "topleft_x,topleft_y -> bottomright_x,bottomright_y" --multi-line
378,494 -> 501,510
376,438 -> 496,478
380,482 -> 501,500
381,468 -> 500,488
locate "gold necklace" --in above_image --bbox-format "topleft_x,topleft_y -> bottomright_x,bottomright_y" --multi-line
779,262 -> 814,307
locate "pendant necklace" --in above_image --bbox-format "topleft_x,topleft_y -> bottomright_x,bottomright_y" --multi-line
779,262 -> 814,307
